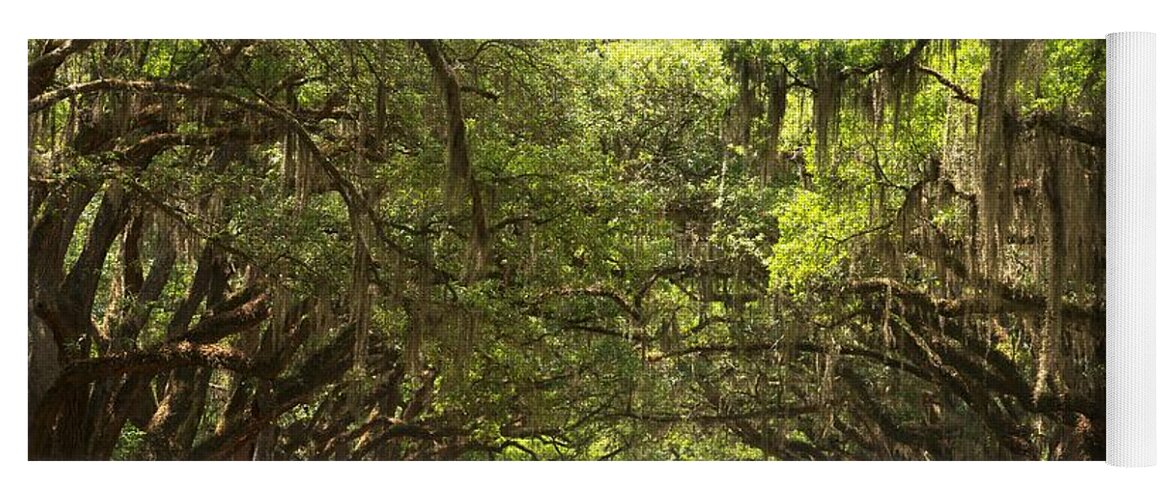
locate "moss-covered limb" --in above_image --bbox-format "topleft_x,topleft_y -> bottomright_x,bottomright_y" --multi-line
537,286 -> 642,322
28,39 -> 94,99
845,281 -> 1101,457
842,39 -> 931,79
29,341 -> 262,459
1020,111 -> 1105,148
53,342 -> 260,386
839,368 -> 955,459
846,277 -> 1102,324
181,291 -> 271,344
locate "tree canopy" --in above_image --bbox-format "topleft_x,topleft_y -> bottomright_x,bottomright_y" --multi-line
28,39 -> 1105,460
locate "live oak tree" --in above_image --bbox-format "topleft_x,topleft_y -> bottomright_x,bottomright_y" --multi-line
28,39 -> 1104,460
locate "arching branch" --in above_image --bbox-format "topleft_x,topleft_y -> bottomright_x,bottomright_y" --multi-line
53,342 -> 260,387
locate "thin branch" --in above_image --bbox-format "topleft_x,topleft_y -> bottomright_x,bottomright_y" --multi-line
915,64 -> 978,105
461,84 -> 499,101
914,65 -> 1105,148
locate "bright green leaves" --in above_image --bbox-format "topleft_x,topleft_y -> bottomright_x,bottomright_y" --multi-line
139,40 -> 204,78
768,187 -> 866,295
1032,39 -> 1106,115
111,422 -> 148,460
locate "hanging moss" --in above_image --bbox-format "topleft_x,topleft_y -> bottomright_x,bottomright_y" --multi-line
1035,147 -> 1065,401
813,48 -> 842,175
975,40 -> 1030,284
882,41 -> 923,141
763,69 -> 788,182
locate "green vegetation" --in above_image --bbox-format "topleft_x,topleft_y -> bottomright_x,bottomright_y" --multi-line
28,39 -> 1105,460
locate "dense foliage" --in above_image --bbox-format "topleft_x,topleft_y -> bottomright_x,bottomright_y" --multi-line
28,39 -> 1105,460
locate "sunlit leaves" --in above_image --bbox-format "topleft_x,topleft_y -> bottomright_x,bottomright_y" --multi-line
768,188 -> 865,294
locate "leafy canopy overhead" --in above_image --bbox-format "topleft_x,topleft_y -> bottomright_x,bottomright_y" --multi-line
28,39 -> 1105,460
